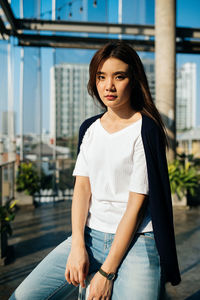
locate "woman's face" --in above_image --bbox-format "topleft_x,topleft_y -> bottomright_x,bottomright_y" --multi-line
96,57 -> 132,110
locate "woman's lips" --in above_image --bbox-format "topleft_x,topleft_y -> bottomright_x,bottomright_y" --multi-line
105,95 -> 117,100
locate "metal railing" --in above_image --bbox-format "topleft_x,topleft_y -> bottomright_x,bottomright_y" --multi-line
33,188 -> 73,204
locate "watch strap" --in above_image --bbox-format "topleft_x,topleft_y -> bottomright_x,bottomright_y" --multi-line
98,267 -> 116,280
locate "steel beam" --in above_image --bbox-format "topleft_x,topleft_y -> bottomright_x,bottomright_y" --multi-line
18,34 -> 155,52
17,19 -> 155,36
176,27 -> 200,39
0,0 -> 17,32
17,19 -> 200,40
176,40 -> 200,54
17,33 -> 200,54
0,15 -> 9,38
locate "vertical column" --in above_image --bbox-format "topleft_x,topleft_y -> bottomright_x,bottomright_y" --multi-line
118,0 -> 122,39
37,0 -> 42,180
155,0 -> 176,161
7,42 -> 14,163
19,47 -> 24,161
20,0 -> 24,162
52,0 -> 57,197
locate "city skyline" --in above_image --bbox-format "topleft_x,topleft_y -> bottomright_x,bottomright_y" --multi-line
1,0 -> 200,137
2,58 -> 198,137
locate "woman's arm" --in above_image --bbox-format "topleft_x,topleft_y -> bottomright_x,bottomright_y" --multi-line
102,191 -> 147,272
71,176 -> 91,244
88,191 -> 147,300
65,176 -> 91,288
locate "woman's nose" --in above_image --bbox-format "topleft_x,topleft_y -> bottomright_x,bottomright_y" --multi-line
105,78 -> 115,91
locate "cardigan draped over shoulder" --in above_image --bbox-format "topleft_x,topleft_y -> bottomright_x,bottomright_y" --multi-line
76,113 -> 181,286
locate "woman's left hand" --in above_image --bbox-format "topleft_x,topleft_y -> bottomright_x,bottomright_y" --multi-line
87,271 -> 113,300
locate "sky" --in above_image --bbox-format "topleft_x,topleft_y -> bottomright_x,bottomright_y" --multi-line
1,0 -> 200,134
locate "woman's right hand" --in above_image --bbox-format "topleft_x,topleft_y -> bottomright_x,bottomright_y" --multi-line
65,243 -> 89,288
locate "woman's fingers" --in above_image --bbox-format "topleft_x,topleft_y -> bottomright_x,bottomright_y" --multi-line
65,266 -> 79,286
66,265 -> 88,287
79,261 -> 89,288
65,267 -> 71,283
65,248 -> 90,287
79,272 -> 86,288
70,269 -> 79,286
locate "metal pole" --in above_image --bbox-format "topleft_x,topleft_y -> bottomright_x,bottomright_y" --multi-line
118,0 -> 122,39
19,0 -> 24,162
7,1 -> 14,164
37,47 -> 42,180
52,0 -> 56,200
36,0 -> 42,181
7,41 -> 13,162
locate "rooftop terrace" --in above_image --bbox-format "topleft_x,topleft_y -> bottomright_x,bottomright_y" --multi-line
0,201 -> 200,300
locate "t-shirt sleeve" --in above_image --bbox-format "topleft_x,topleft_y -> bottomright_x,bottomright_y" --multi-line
129,133 -> 149,195
72,129 -> 89,177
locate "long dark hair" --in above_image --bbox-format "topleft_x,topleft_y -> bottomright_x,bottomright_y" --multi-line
87,40 -> 168,147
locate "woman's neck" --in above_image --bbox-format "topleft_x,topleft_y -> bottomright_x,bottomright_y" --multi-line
106,107 -> 137,122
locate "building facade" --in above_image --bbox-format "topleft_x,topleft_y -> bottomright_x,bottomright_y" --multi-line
177,127 -> 200,158
143,59 -> 155,101
176,63 -> 196,131
50,63 -> 103,139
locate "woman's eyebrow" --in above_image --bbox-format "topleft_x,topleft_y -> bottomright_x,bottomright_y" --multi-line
96,71 -> 128,75
96,71 -> 105,75
113,71 -> 128,75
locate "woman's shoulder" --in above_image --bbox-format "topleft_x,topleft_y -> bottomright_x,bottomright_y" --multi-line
78,113 -> 104,151
141,114 -> 159,132
79,113 -> 104,134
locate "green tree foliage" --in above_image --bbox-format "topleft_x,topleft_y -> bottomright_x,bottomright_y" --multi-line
0,200 -> 17,236
168,160 -> 200,200
16,162 -> 40,195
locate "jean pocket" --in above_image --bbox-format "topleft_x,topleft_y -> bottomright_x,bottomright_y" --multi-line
139,232 -> 154,240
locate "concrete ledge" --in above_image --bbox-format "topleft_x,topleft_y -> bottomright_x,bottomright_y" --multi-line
14,191 -> 33,207
172,193 -> 187,206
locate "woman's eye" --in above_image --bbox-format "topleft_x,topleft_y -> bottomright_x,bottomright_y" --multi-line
97,75 -> 105,80
116,75 -> 125,80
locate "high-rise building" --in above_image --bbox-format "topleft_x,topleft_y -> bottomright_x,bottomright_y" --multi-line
50,63 -> 103,139
176,63 -> 196,131
143,59 -> 155,101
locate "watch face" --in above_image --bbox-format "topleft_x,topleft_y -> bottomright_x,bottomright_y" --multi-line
107,273 -> 115,280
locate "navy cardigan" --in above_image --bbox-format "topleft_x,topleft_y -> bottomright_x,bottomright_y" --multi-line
77,113 -> 181,286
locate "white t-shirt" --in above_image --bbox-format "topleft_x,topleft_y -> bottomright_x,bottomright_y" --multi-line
73,118 -> 153,234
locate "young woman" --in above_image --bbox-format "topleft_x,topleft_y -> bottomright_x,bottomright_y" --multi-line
10,41 -> 180,300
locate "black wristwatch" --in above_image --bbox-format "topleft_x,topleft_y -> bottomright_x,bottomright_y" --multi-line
98,267 -> 116,281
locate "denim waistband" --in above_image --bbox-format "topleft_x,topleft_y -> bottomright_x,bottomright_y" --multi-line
85,226 -> 153,238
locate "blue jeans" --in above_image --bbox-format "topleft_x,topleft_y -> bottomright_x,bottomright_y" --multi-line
10,227 -> 163,300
